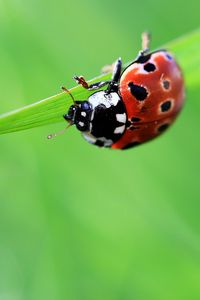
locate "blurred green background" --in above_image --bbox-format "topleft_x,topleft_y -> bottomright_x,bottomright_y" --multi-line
0,0 -> 200,299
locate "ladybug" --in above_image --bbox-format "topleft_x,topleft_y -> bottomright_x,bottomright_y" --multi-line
48,33 -> 185,150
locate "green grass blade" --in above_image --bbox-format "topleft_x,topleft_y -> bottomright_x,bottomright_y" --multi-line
0,74 -> 110,135
0,29 -> 199,135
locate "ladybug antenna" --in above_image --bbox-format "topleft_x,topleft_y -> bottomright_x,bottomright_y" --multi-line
61,86 -> 76,104
141,32 -> 151,53
47,123 -> 71,140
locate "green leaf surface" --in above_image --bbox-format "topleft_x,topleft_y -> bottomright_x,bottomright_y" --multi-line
0,28 -> 200,135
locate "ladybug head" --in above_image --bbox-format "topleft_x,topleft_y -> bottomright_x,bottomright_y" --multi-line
64,101 -> 92,132
47,88 -> 92,140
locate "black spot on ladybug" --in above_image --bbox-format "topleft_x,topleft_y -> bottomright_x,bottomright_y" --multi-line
131,117 -> 141,122
136,53 -> 151,63
122,141 -> 141,150
162,80 -> 170,90
158,123 -> 169,132
161,101 -> 171,112
144,63 -> 156,72
128,82 -> 148,101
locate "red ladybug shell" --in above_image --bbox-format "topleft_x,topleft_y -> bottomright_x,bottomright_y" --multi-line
112,50 -> 185,149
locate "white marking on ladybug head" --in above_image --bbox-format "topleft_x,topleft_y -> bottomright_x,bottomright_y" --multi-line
114,125 -> 125,134
81,111 -> 87,117
116,113 -> 126,123
78,121 -> 84,127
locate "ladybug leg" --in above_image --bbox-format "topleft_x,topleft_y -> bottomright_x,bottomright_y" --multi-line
106,58 -> 122,93
73,75 -> 111,91
111,58 -> 122,82
101,63 -> 115,74
141,32 -> 151,54
73,76 -> 89,89
136,32 -> 151,59
73,58 -> 121,92
101,58 -> 122,80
